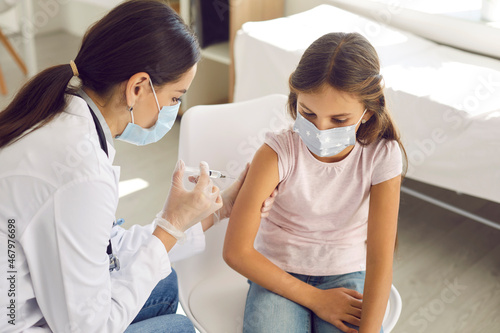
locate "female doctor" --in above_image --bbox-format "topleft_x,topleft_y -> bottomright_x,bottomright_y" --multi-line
0,0 -> 275,332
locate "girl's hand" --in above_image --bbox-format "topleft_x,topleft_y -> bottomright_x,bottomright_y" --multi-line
310,287 -> 363,333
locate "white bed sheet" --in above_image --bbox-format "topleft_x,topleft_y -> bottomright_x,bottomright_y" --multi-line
233,5 -> 437,102
233,5 -> 500,203
383,45 -> 500,203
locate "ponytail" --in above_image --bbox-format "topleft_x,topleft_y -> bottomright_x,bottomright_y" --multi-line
0,64 -> 75,148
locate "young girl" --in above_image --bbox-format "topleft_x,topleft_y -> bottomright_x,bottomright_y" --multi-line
223,32 -> 406,333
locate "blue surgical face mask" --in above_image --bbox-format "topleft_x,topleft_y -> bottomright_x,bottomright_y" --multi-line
116,78 -> 180,146
293,108 -> 367,157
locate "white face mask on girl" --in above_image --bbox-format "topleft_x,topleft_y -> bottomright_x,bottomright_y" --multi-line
293,108 -> 367,157
116,78 -> 180,146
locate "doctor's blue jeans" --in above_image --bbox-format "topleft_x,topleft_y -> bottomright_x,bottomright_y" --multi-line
125,269 -> 195,333
243,271 -> 384,333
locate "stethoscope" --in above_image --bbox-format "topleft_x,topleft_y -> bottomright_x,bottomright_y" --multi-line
87,101 -> 121,272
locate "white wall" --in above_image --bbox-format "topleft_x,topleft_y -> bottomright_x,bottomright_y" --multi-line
284,0 -> 326,16
0,1 -> 63,36
61,0 -> 119,37
0,0 -> 122,38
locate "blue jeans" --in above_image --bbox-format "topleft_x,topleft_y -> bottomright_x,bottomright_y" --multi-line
243,271 -> 383,333
125,269 -> 195,333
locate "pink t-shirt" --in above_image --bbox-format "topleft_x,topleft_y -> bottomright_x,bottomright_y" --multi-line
254,129 -> 402,276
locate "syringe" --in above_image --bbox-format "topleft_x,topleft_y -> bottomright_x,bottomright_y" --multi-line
185,166 -> 234,179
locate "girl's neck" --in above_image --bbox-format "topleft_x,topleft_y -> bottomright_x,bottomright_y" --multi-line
312,145 -> 355,163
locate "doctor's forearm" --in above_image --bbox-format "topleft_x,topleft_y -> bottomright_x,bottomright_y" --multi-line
223,244 -> 318,310
153,227 -> 178,252
201,214 -> 215,231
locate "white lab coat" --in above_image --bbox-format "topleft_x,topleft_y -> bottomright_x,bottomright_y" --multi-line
0,94 -> 205,333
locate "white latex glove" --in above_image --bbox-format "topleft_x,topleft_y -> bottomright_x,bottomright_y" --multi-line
160,160 -> 222,232
217,163 -> 249,221
189,163 -> 279,220
260,188 -> 278,218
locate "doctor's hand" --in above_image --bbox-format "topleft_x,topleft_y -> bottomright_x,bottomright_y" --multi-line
216,163 -> 250,221
260,187 -> 278,218
310,287 -> 363,333
189,163 -> 279,222
160,160 -> 222,232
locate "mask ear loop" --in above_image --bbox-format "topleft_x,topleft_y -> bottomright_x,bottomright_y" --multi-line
128,106 -> 135,124
149,78 -> 161,113
358,109 -> 368,125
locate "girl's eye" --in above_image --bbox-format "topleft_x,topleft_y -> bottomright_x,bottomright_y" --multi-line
172,97 -> 181,103
332,118 -> 348,124
300,110 -> 315,118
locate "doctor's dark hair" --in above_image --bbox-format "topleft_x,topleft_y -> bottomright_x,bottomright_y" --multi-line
287,32 -> 407,175
0,0 -> 200,148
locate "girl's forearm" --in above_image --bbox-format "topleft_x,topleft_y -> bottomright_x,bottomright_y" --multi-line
224,247 -> 319,310
358,262 -> 393,333
361,176 -> 400,332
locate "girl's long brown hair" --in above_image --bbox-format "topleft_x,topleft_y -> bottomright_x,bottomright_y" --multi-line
0,0 -> 200,149
288,32 -> 407,176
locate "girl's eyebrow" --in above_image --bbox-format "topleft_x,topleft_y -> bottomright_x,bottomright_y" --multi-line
299,102 -> 351,117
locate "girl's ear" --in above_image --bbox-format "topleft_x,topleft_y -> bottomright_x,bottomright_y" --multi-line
125,72 -> 151,108
363,109 -> 375,123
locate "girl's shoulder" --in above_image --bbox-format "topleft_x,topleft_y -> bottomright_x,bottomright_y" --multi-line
364,139 -> 403,185
364,138 -> 401,156
264,126 -> 293,143
264,127 -> 298,157
264,128 -> 297,183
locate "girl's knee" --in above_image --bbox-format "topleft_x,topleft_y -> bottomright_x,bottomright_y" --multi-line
244,282 -> 310,332
172,314 -> 196,333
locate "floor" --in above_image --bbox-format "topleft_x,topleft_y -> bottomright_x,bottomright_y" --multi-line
2,31 -> 500,333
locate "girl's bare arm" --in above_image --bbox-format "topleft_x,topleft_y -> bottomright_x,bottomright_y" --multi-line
360,175 -> 401,333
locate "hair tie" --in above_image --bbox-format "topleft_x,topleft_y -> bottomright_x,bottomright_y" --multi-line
69,60 -> 79,77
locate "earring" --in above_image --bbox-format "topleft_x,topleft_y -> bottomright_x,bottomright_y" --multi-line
128,106 -> 133,112
361,119 -> 367,124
